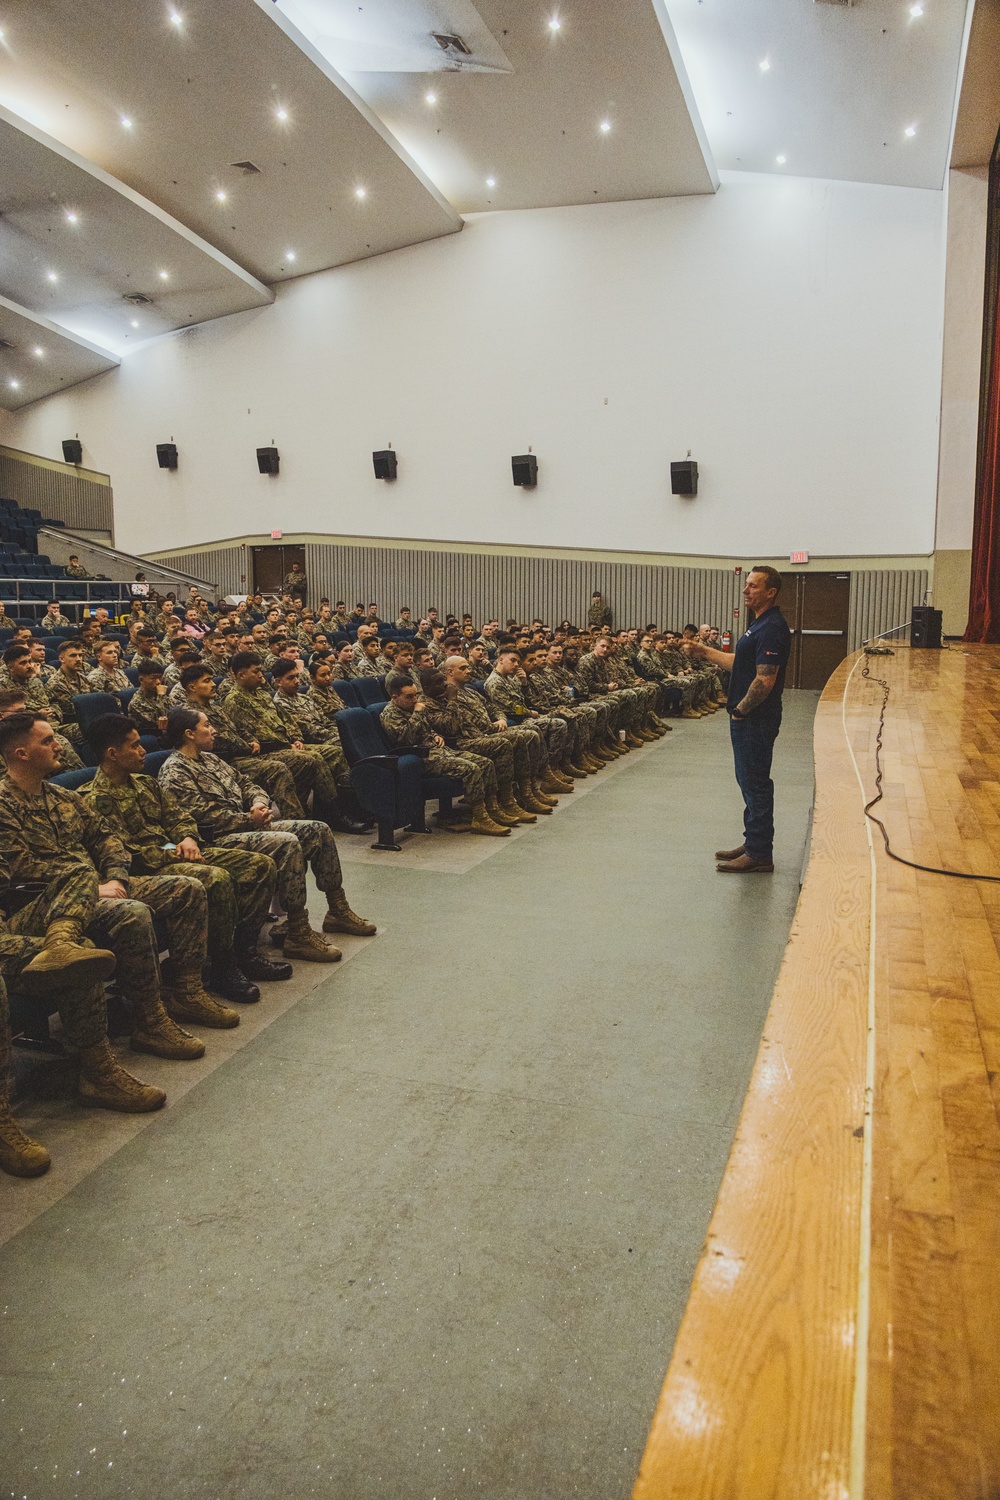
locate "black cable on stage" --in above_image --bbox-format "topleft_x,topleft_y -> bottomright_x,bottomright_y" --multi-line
857,650 -> 1000,883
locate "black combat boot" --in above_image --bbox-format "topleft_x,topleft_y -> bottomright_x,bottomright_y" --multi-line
234,921 -> 293,983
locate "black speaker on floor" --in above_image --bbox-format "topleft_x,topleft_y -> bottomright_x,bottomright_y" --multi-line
910,606 -> 942,649
373,449 -> 397,480
156,443 -> 178,470
62,439 -> 83,466
256,447 -> 280,475
512,454 -> 537,488
670,460 -> 698,496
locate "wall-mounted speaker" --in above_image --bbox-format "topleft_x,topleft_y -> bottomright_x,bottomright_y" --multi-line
156,443 -> 178,470
512,454 -> 537,488
257,447 -> 280,475
62,439 -> 83,466
373,449 -> 397,480
910,606 -> 942,649
671,460 -> 698,496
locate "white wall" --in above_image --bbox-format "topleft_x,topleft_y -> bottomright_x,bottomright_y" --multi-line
0,170 -> 946,560
935,166 -> 988,552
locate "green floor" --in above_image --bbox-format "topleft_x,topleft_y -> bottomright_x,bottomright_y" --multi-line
0,696 -> 818,1500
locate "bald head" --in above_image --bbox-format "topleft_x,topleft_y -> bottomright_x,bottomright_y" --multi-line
442,655 -> 467,676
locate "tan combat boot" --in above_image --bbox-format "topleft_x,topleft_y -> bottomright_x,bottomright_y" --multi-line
470,802 -> 511,836
0,1091 -> 51,1177
561,761 -> 588,780
131,1000 -> 206,1060
532,780 -> 559,807
542,770 -> 573,794
680,705 -> 701,719
284,912 -> 342,963
486,793 -> 520,828
624,730 -> 645,748
19,919 -> 116,999
160,966 -> 240,1030
506,794 -> 536,823
78,1039 -> 167,1113
323,889 -> 377,937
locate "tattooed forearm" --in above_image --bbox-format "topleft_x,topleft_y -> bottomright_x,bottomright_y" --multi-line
735,667 -> 778,717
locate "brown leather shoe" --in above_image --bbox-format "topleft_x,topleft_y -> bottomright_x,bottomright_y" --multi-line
714,843 -> 746,861
716,852 -> 774,874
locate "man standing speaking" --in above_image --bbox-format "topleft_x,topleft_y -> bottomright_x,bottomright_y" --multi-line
685,566 -> 791,874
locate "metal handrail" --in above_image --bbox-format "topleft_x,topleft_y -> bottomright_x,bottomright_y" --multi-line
37,526 -> 218,593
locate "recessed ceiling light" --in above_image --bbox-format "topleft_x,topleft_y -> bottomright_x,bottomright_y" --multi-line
159,270 -> 170,280
904,124 -> 917,137
65,210 -> 79,224
776,154 -> 786,164
355,186 -> 367,199
599,120 -> 612,133
130,319 -> 140,328
759,58 -> 770,72
275,107 -> 288,122
909,3 -> 924,14
33,347 -> 44,357
8,380 -> 20,390
46,271 -> 58,282
485,177 -> 496,187
425,91 -> 437,104
548,16 -> 561,31
215,190 -> 227,202
169,10 -> 183,25
285,251 -> 296,262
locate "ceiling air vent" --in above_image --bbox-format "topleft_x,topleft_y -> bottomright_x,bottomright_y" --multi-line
0,338 -> 15,351
431,32 -> 472,55
123,292 -> 153,305
814,0 -> 858,6
231,160 -> 262,175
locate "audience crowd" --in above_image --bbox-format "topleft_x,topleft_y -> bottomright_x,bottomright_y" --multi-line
0,580 -> 727,1180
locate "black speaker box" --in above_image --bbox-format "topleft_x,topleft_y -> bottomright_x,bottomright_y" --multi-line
373,449 -> 397,480
257,447 -> 280,475
62,439 -> 83,466
512,454 -> 537,488
910,606 -> 942,649
156,443 -> 178,470
671,460 -> 698,496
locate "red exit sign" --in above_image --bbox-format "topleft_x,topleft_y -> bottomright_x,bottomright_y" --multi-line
790,551 -> 809,565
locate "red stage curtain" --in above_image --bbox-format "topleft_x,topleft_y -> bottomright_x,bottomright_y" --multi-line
966,129 -> 1000,642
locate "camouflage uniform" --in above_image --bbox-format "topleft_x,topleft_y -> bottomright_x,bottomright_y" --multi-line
485,670 -> 568,767
40,612 -> 72,633
636,647 -> 694,712
271,689 -> 350,790
87,666 -> 130,694
128,685 -> 168,736
157,751 -> 343,915
354,656 -> 382,679
83,770 -> 275,955
421,689 -> 515,800
224,685 -> 342,816
0,781 -> 208,1018
47,668 -> 97,745
574,651 -> 643,730
330,661 -> 358,682
587,599 -> 613,629
64,562 -> 92,578
466,656 -> 491,682
525,667 -> 597,761
546,661 -> 614,743
379,701 -> 497,803
610,648 -> 661,719
305,681 -> 347,731
186,693 -> 306,819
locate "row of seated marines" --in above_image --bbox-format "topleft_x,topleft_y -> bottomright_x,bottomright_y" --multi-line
0,612 -> 727,1183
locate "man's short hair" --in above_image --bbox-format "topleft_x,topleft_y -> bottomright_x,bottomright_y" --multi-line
270,657 -> 298,681
0,711 -> 45,761
164,707 -> 202,748
180,663 -> 212,689
230,652 -> 260,674
496,645 -> 520,661
0,688 -> 27,712
2,645 -> 30,666
750,564 -> 783,594
136,628 -> 157,641
88,713 -> 136,761
137,658 -> 165,679
58,636 -> 85,655
385,671 -> 414,698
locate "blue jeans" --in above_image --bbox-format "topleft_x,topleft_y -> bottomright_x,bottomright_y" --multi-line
729,707 -> 782,861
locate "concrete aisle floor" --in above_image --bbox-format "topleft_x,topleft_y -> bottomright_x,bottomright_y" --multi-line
0,695 -> 818,1500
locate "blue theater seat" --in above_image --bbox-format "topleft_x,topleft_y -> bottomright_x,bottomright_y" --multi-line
334,705 -> 461,851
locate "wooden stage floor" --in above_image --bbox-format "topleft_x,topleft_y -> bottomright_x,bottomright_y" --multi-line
632,644 -> 1000,1500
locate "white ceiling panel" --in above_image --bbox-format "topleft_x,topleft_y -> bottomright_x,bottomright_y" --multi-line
0,0 -> 463,288
0,108 -> 272,356
664,0 -> 968,190
0,295 -> 118,412
282,0 -> 718,212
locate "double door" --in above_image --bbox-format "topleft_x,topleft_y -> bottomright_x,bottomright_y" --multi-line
783,572 -> 851,689
251,544 -> 306,595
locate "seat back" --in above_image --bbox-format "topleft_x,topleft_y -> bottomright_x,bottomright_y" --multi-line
355,675 -> 389,707
334,679 -> 361,707
73,692 -> 121,739
143,749 -> 171,777
49,766 -> 96,791
336,705 -> 393,765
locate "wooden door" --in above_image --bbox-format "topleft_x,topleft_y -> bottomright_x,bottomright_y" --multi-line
251,545 -> 305,595
789,572 -> 851,689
